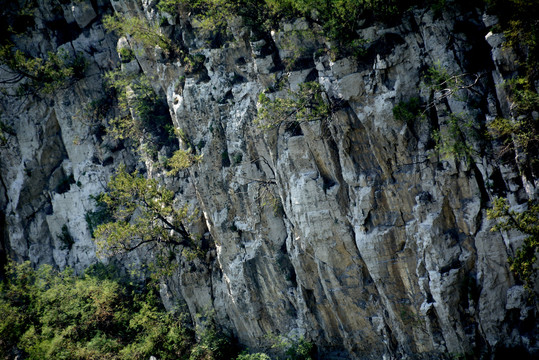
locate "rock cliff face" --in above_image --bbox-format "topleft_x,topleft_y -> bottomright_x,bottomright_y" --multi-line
1,1 -> 537,359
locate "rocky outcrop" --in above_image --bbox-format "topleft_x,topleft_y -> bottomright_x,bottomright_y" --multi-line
0,1 -> 537,359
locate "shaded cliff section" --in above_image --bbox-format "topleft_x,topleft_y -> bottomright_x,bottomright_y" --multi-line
0,0 -> 538,359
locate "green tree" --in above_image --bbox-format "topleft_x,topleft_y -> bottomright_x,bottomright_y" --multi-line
236,352 -> 271,360
0,261 -> 194,360
0,45 -> 87,96
94,165 -> 195,256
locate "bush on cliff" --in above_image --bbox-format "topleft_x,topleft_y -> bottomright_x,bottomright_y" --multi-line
0,261 -> 194,360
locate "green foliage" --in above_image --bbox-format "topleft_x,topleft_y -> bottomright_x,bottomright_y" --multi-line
0,118 -> 15,146
489,77 -> 539,176
103,14 -> 172,53
432,113 -> 477,162
93,164 -> 196,257
486,0 -> 538,76
285,0 -> 371,46
118,47 -> 135,63
270,335 -> 313,360
233,153 -> 243,165
161,0 -> 236,34
484,1 -> 539,176
284,338 -> 313,360
421,60 -> 476,102
189,323 -> 232,360
85,195 -> 113,238
157,0 -> 184,14
0,0 -> 38,37
0,261 -> 194,360
236,351 -> 271,360
166,149 -> 202,176
506,77 -> 539,115
487,198 -> 539,291
0,45 -> 87,95
417,62 -> 483,164
489,114 -> 538,171
104,69 -> 173,148
392,97 -> 422,123
184,53 -> 206,74
257,81 -> 330,130
154,0 -> 429,55
422,61 -> 457,92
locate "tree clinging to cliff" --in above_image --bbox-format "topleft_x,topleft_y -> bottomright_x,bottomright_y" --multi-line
93,165 -> 195,256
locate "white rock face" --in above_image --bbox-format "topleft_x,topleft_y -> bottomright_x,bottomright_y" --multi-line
0,1 -> 537,359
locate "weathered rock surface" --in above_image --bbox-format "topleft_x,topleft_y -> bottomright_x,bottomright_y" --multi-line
0,1 -> 537,359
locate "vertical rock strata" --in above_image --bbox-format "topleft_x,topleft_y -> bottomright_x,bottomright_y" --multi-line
0,1 -> 536,358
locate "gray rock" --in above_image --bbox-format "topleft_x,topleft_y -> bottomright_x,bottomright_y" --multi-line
0,2 -> 537,359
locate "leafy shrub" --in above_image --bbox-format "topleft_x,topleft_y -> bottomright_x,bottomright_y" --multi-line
487,198 -> 539,292
103,14 -> 172,53
422,60 -> 456,92
488,77 -> 539,177
166,149 -> 202,176
0,261 -> 195,360
486,0 -> 538,76
85,195 -> 113,238
104,69 -> 174,149
432,113 -> 477,162
157,0 -> 184,14
118,47 -> 135,63
269,335 -> 314,360
236,351 -> 271,360
184,53 -> 206,74
393,97 -> 422,123
257,81 -> 330,130
153,0 -> 430,55
284,338 -> 313,360
189,324 -> 233,360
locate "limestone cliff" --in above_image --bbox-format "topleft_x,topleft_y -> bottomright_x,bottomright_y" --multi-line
0,0 -> 537,359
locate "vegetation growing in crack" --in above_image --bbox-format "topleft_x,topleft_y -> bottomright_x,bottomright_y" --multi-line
486,0 -> 538,77
0,2 -> 89,96
103,14 -> 173,53
488,198 -> 539,292
104,69 -> 175,154
432,113 -> 479,162
166,149 -> 203,176
256,81 -> 330,130
399,61 -> 483,163
488,77 -> 539,179
392,97 -> 423,124
0,117 -> 15,146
